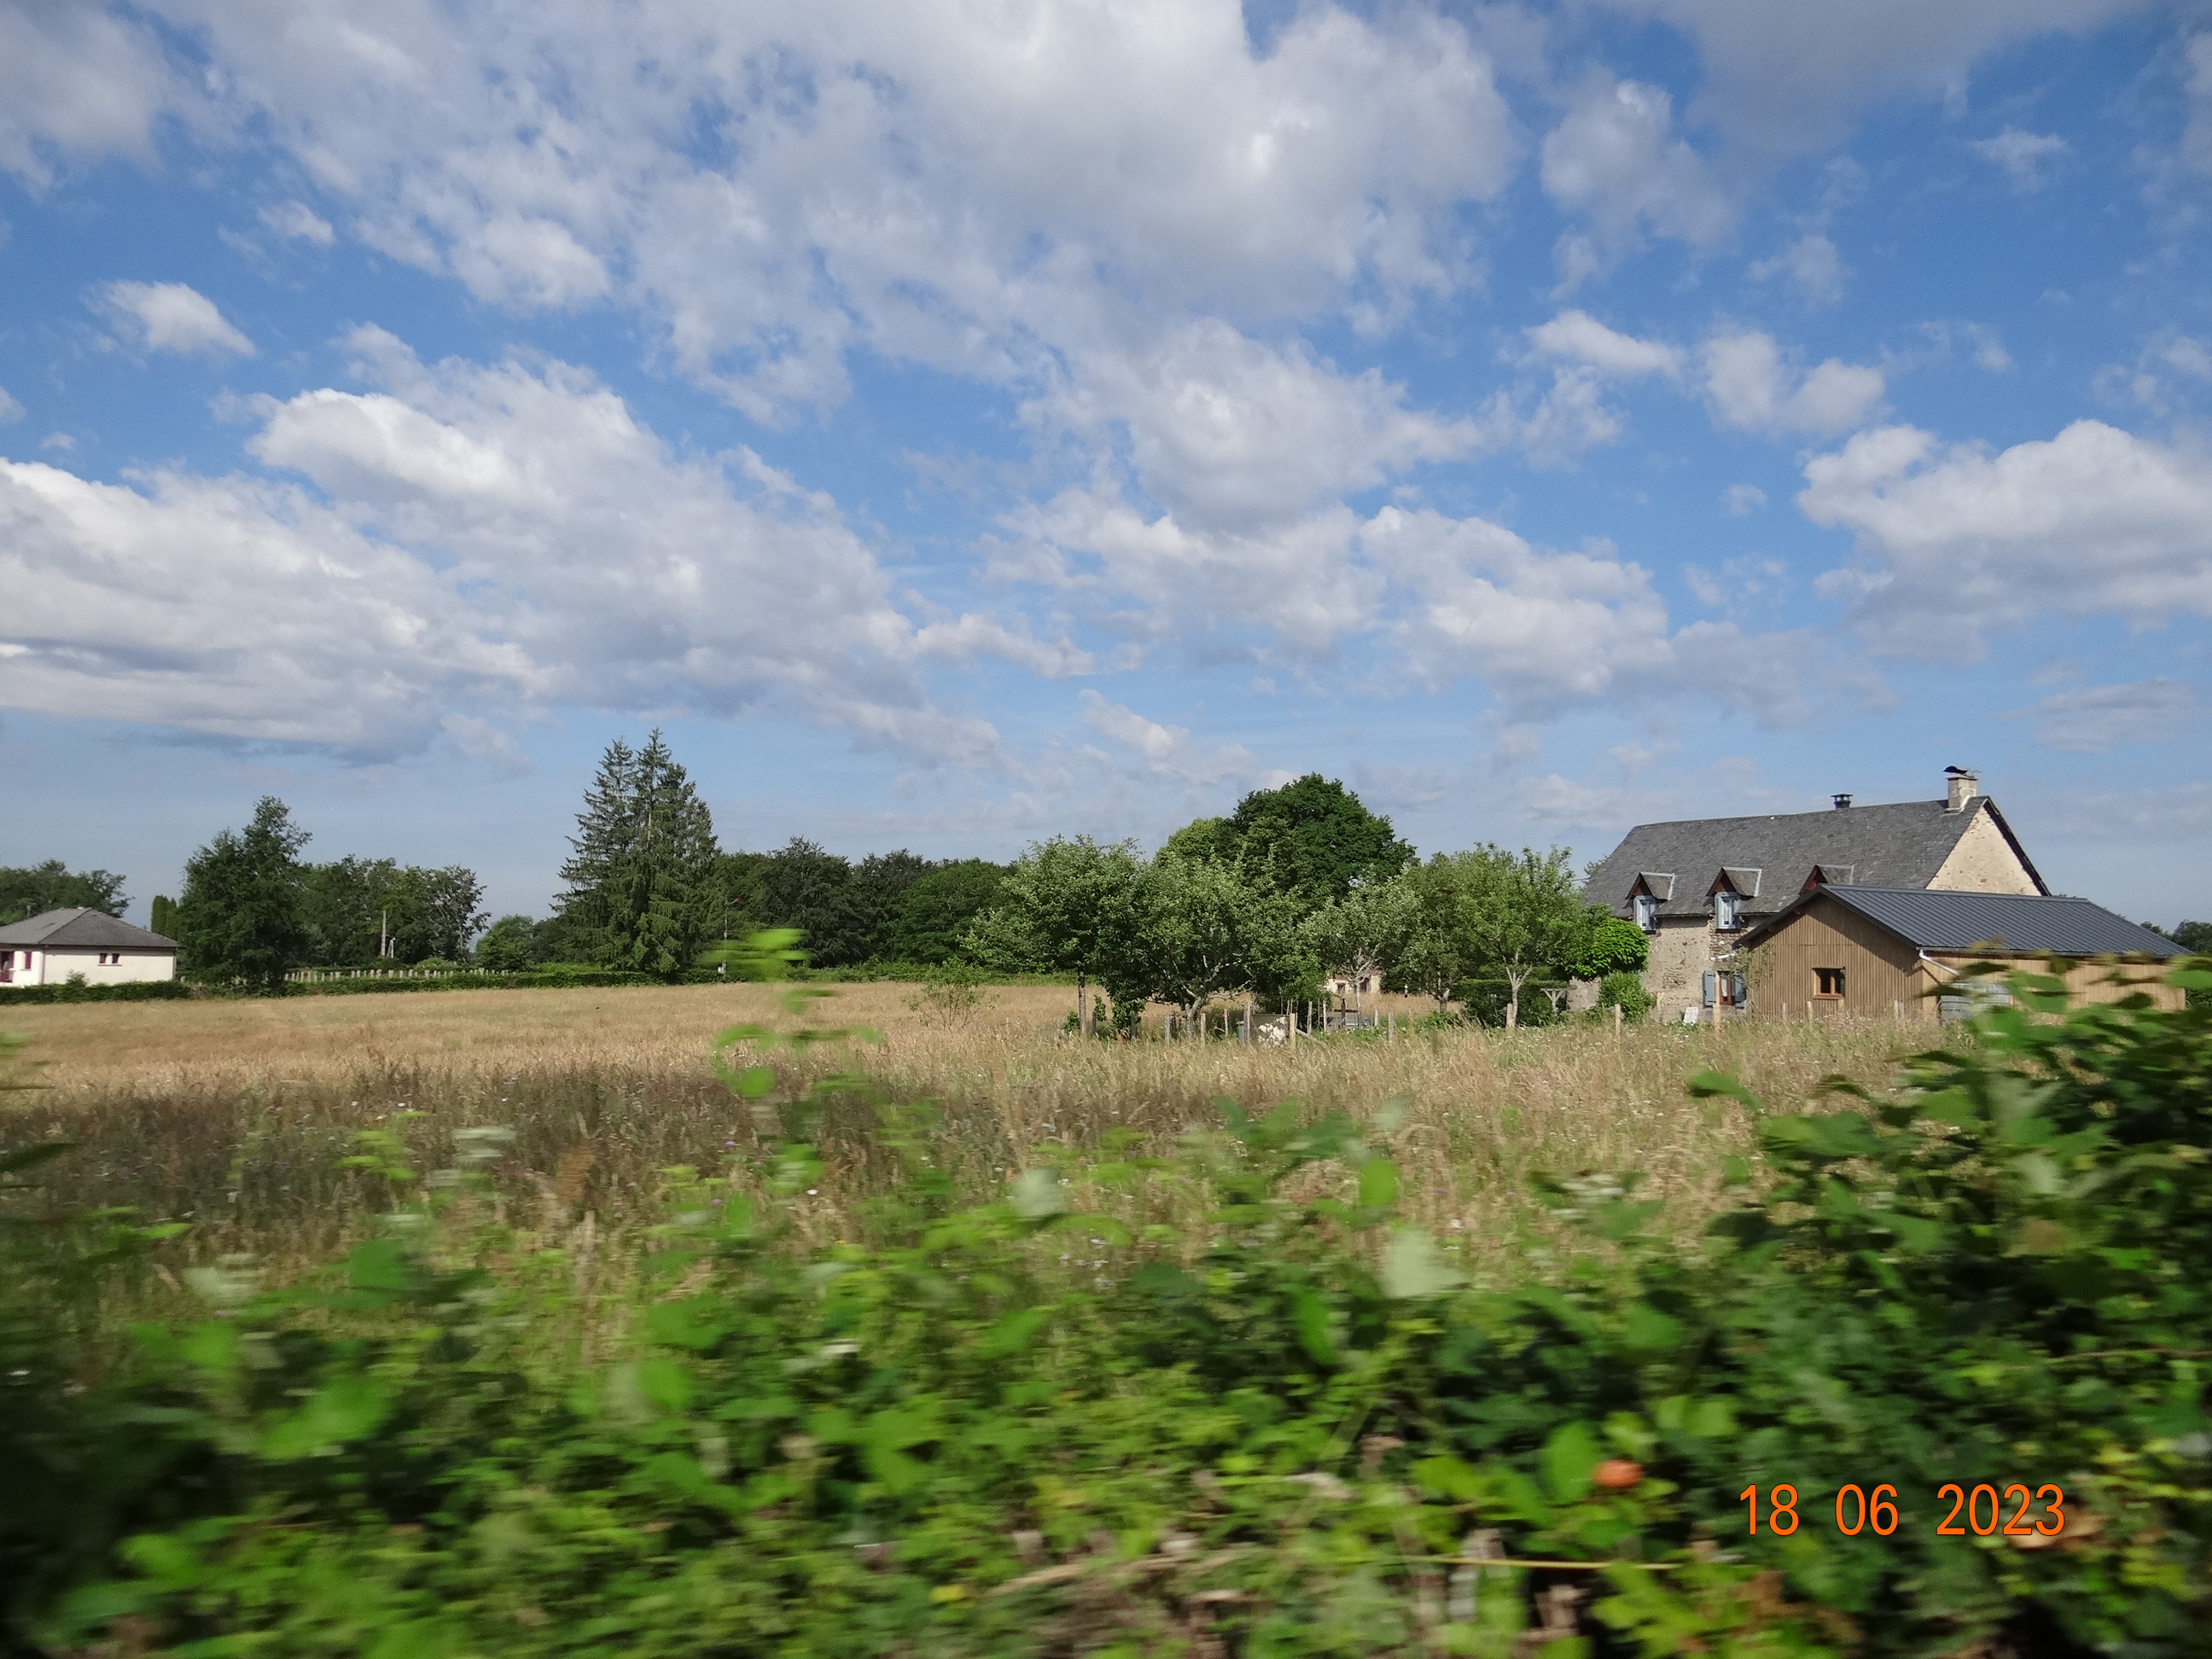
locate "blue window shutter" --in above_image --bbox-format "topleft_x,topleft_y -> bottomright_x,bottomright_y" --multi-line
1702,971 -> 1716,1007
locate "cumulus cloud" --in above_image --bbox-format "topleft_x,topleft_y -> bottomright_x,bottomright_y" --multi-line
1359,506 -> 1846,722
1526,311 -> 1682,378
1749,233 -> 1846,303
104,1 -> 1512,422
2181,34 -> 2212,177
1971,127 -> 2069,190
2005,678 -> 2196,751
1592,0 -> 2151,154
1720,482 -> 1767,515
259,201 -> 335,245
91,281 -> 255,358
1800,420 -> 2212,657
1541,71 -> 1734,283
0,387 -> 21,424
1703,330 -> 1885,435
1035,324 -> 1481,533
1077,690 -> 1260,788
0,2 -> 198,186
0,329 -> 1008,761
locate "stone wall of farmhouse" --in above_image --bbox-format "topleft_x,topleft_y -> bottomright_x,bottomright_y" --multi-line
1930,812 -> 2042,894
1643,917 -> 1716,1015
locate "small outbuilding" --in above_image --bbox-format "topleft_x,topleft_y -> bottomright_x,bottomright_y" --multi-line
1730,886 -> 2185,1022
0,907 -> 179,987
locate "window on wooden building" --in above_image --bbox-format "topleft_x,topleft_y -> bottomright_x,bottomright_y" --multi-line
1813,967 -> 1846,998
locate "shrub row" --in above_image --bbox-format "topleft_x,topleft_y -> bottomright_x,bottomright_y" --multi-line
0,980 -> 195,1005
4,967 -> 2210,1655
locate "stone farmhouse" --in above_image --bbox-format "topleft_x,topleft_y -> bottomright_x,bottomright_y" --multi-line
1581,768 -> 2048,1022
0,907 -> 178,987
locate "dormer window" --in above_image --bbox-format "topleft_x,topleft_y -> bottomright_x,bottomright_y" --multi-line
1714,890 -> 1743,931
1633,893 -> 1659,931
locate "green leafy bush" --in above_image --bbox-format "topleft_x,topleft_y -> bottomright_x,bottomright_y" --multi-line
5,961 -> 2211,1655
0,980 -> 192,1005
1598,970 -> 1655,1019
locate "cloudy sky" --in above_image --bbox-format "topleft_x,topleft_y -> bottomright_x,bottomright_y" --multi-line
3,0 -> 2209,925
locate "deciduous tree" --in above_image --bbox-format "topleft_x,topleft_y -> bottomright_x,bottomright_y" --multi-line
966,836 -> 1139,1034
174,797 -> 311,992
0,861 -> 128,926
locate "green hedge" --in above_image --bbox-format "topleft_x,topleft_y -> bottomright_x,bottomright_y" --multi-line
5,966 -> 2211,1654
0,979 -> 193,1005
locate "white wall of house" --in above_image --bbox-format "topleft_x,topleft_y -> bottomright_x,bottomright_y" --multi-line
1,948 -> 177,986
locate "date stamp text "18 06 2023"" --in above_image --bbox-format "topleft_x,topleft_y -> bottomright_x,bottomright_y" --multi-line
1738,1483 -> 2067,1539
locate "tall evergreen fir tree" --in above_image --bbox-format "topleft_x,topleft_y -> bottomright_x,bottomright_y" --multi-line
554,732 -> 720,977
553,736 -> 639,964
613,732 -> 722,978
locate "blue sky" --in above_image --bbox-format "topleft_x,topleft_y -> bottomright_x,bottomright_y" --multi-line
3,0 -> 2209,927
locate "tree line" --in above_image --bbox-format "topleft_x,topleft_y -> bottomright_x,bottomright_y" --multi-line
25,726 -> 2209,1004
965,774 -> 1653,1033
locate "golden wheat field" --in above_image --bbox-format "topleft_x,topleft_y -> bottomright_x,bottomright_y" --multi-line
1,980 -> 1940,1292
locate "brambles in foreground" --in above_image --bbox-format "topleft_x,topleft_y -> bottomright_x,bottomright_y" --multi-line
3,960 -> 2209,1656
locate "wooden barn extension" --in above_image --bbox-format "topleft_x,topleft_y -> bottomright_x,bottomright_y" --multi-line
1728,886 -> 2186,1024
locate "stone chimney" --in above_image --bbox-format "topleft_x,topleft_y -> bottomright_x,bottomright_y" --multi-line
1944,765 -> 1978,812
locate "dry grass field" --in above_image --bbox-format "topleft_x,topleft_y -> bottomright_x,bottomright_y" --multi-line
1,979 -> 1943,1297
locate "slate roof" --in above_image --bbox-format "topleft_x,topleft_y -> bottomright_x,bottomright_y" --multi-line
1581,795 -> 2047,922
0,907 -> 178,951
1738,887 -> 2183,959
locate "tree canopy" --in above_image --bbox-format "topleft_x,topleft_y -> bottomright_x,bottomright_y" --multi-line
1222,774 -> 1414,902
0,861 -> 128,927
174,796 -> 311,992
554,731 -> 722,978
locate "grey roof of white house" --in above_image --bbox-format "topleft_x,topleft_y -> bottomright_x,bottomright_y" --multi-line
1580,795 -> 2046,922
1738,886 -> 2182,959
0,907 -> 178,951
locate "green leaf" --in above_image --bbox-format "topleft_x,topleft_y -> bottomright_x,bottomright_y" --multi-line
1624,1301 -> 1682,1350
1542,1419 -> 1600,1503
637,1357 -> 696,1414
1291,1288 -> 1337,1365
1381,1227 -> 1465,1299
1358,1158 -> 1401,1210
1720,1155 -> 1752,1187
0,1140 -> 74,1179
1411,1454 -> 1483,1501
975,1306 -> 1051,1360
260,1371 -> 393,1460
647,1297 -> 731,1352
1686,1071 -> 1760,1110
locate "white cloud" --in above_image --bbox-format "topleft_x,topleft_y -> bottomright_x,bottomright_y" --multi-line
1720,482 -> 1767,515
1540,71 -> 1734,282
0,387 -> 21,423
1801,420 -> 2212,656
1077,689 -> 1260,788
1526,311 -> 1682,378
1592,0 -> 2151,154
2005,678 -> 2196,751
1749,233 -> 1846,304
91,281 -> 255,358
0,329 -> 1009,762
0,2 -> 197,186
1359,506 -> 1844,722
1971,127 -> 2070,190
1703,330 -> 1885,435
1034,323 -> 1480,533
259,201 -> 335,245
2181,34 -> 2212,177
120,1 -> 1515,422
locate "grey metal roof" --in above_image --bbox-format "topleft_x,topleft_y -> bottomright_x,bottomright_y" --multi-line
1742,887 -> 2183,958
1582,795 -> 2046,922
0,907 -> 177,950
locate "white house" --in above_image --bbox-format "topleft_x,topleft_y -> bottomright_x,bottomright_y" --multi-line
0,908 -> 179,986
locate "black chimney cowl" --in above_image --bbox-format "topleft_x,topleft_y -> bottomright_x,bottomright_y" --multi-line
1832,793 -> 1853,810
